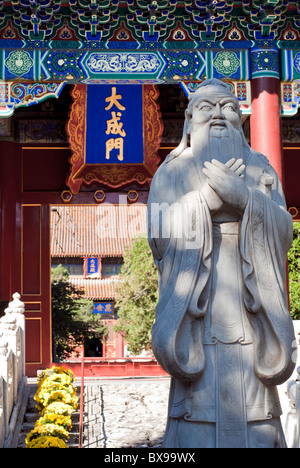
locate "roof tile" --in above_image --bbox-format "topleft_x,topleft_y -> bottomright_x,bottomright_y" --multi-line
69,276 -> 119,300
51,204 -> 147,257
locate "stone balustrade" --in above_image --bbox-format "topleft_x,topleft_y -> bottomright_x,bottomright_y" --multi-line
282,321 -> 300,448
0,293 -> 26,448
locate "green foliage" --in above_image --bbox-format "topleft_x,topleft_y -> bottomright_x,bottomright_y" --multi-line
288,222 -> 300,320
114,235 -> 158,355
51,264 -> 108,361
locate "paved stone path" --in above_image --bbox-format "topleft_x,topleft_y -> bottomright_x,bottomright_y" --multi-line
16,377 -> 293,449
82,379 -> 170,449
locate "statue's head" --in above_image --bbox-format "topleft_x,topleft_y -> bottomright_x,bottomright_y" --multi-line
170,79 -> 244,160
186,79 -> 242,135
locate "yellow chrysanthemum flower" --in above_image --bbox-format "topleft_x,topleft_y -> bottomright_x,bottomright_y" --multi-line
35,414 -> 72,432
26,436 -> 68,449
42,402 -> 75,416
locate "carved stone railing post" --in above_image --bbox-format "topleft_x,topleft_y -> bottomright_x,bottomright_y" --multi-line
284,322 -> 300,448
285,367 -> 300,448
6,293 -> 25,379
0,375 -> 4,448
0,293 -> 26,448
0,314 -> 18,405
0,334 -> 9,447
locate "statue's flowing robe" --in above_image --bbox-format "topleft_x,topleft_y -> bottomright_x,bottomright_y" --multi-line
147,145 -> 296,448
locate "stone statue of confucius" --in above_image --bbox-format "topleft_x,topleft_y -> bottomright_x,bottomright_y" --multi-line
147,79 -> 296,448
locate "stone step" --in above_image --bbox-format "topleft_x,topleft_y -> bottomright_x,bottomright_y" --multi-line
16,385 -> 81,448
17,430 -> 80,448
23,412 -> 39,424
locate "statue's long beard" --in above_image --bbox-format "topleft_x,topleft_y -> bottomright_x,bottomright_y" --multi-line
191,121 -> 245,182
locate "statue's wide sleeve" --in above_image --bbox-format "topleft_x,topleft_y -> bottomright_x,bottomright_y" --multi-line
147,167 -> 213,381
240,185 -> 296,386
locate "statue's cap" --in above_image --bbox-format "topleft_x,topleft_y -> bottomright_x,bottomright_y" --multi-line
188,79 -> 236,106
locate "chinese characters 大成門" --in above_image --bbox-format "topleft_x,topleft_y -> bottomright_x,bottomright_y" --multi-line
105,87 -> 126,162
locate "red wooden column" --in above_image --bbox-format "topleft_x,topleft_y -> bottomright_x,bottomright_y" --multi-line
251,75 -> 291,307
250,77 -> 284,185
0,141 -> 18,303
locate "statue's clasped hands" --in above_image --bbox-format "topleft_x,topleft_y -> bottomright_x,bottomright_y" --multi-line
202,158 -> 249,213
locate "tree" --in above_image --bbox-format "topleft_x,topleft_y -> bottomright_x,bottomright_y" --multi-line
51,264 -> 108,361
114,235 -> 159,355
288,222 -> 300,320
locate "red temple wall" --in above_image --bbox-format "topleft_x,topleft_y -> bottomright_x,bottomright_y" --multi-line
283,146 -> 300,218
